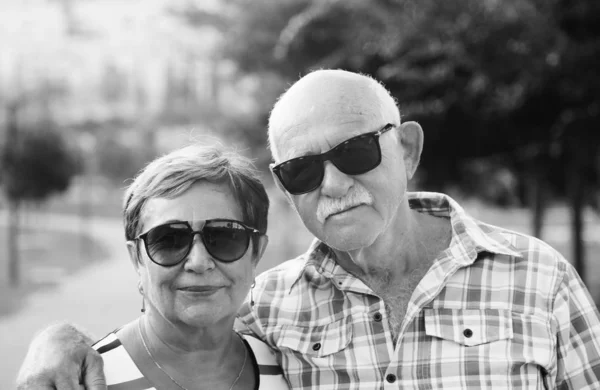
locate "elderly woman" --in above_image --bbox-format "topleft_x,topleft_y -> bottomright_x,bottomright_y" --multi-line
91,143 -> 289,389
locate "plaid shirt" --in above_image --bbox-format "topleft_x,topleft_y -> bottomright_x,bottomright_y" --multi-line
237,192 -> 600,389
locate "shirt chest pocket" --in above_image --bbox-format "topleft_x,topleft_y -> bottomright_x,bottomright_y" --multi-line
422,309 -> 552,388
424,308 -> 513,346
274,317 -> 353,358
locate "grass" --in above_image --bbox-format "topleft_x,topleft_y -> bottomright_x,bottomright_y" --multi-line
0,225 -> 109,317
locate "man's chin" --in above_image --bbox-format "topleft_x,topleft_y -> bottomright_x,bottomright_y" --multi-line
319,226 -> 378,252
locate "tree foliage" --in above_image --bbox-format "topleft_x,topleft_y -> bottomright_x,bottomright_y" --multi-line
207,0 -> 599,203
1,123 -> 79,203
173,0 -> 600,210
96,137 -> 148,185
170,0 -> 600,277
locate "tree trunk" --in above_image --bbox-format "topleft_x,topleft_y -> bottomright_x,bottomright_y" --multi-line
7,199 -> 20,287
530,170 -> 546,239
3,103 -> 21,287
568,149 -> 586,282
527,156 -> 546,239
79,175 -> 90,260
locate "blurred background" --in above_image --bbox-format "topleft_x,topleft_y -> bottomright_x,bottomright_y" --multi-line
0,0 -> 599,387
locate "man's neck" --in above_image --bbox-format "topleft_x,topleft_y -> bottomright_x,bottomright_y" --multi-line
332,209 -> 452,285
331,210 -> 452,342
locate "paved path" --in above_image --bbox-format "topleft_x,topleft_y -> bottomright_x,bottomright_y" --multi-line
0,213 -> 139,389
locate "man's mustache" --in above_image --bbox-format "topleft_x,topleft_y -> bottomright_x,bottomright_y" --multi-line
316,186 -> 374,222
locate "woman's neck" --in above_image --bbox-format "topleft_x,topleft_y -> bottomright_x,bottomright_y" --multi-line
125,315 -> 252,390
116,315 -> 254,390
142,312 -> 237,364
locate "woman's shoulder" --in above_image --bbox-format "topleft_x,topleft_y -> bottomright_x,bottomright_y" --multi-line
93,331 -> 155,389
240,333 -> 278,365
241,334 -> 290,390
92,331 -> 121,353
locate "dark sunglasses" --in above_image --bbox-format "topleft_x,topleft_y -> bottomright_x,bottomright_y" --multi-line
132,219 -> 263,266
271,123 -> 396,195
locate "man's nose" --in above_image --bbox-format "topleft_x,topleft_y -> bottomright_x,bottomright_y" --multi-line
320,161 -> 353,198
183,235 -> 216,273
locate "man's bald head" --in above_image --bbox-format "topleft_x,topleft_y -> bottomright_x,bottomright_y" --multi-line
268,69 -> 400,162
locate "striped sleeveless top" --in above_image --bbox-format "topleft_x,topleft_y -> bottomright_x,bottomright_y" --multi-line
93,331 -> 289,389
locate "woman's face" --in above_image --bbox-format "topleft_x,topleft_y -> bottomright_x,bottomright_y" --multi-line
132,181 -> 257,330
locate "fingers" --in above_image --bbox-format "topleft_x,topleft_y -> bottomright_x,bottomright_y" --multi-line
16,322 -> 98,390
55,372 -> 86,390
81,349 -> 107,390
15,373 -> 56,390
17,369 -> 83,390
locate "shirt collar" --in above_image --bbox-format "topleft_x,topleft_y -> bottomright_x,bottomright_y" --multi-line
290,191 -> 522,291
288,239 -> 341,292
409,192 -> 522,262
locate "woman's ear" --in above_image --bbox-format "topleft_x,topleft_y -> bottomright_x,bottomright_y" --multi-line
126,241 -> 143,275
253,235 -> 269,265
398,121 -> 424,180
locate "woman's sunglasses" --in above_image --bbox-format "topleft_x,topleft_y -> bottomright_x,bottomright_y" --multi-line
132,219 -> 263,266
271,123 -> 395,195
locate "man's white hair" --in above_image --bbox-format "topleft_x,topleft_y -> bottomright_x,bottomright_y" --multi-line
267,69 -> 401,162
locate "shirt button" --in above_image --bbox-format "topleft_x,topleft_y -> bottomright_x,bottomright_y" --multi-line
463,328 -> 473,338
312,342 -> 321,351
373,312 -> 382,322
386,374 -> 397,383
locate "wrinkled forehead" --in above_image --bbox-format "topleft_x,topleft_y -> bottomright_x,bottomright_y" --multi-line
275,117 -> 379,162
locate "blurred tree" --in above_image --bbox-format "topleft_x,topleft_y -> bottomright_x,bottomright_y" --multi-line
0,104 -> 80,287
227,0 -> 560,177
205,0 -> 562,189
96,137 -> 148,185
166,0 -> 303,162
172,0 -> 599,278
197,0 -> 598,278
551,0 -> 600,276
102,63 -> 129,105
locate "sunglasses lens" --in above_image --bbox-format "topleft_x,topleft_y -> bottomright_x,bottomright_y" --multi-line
332,134 -> 380,175
277,158 -> 323,195
145,224 -> 192,266
277,133 -> 382,194
203,220 -> 251,262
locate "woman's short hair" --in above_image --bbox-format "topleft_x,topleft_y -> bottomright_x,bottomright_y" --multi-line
123,142 -> 269,258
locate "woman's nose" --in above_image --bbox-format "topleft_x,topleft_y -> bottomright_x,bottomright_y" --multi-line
183,235 -> 216,273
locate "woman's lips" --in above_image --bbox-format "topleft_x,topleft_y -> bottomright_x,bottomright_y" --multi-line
178,286 -> 222,293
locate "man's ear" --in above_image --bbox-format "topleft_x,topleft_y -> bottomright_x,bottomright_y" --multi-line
126,241 -> 143,275
398,121 -> 424,180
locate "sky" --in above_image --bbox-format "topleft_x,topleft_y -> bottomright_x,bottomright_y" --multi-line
0,0 -> 221,125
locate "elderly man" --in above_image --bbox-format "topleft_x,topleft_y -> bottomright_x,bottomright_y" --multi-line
17,70 -> 600,389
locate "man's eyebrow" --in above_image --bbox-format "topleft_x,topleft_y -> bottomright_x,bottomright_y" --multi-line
280,145 -> 308,161
146,219 -> 188,229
